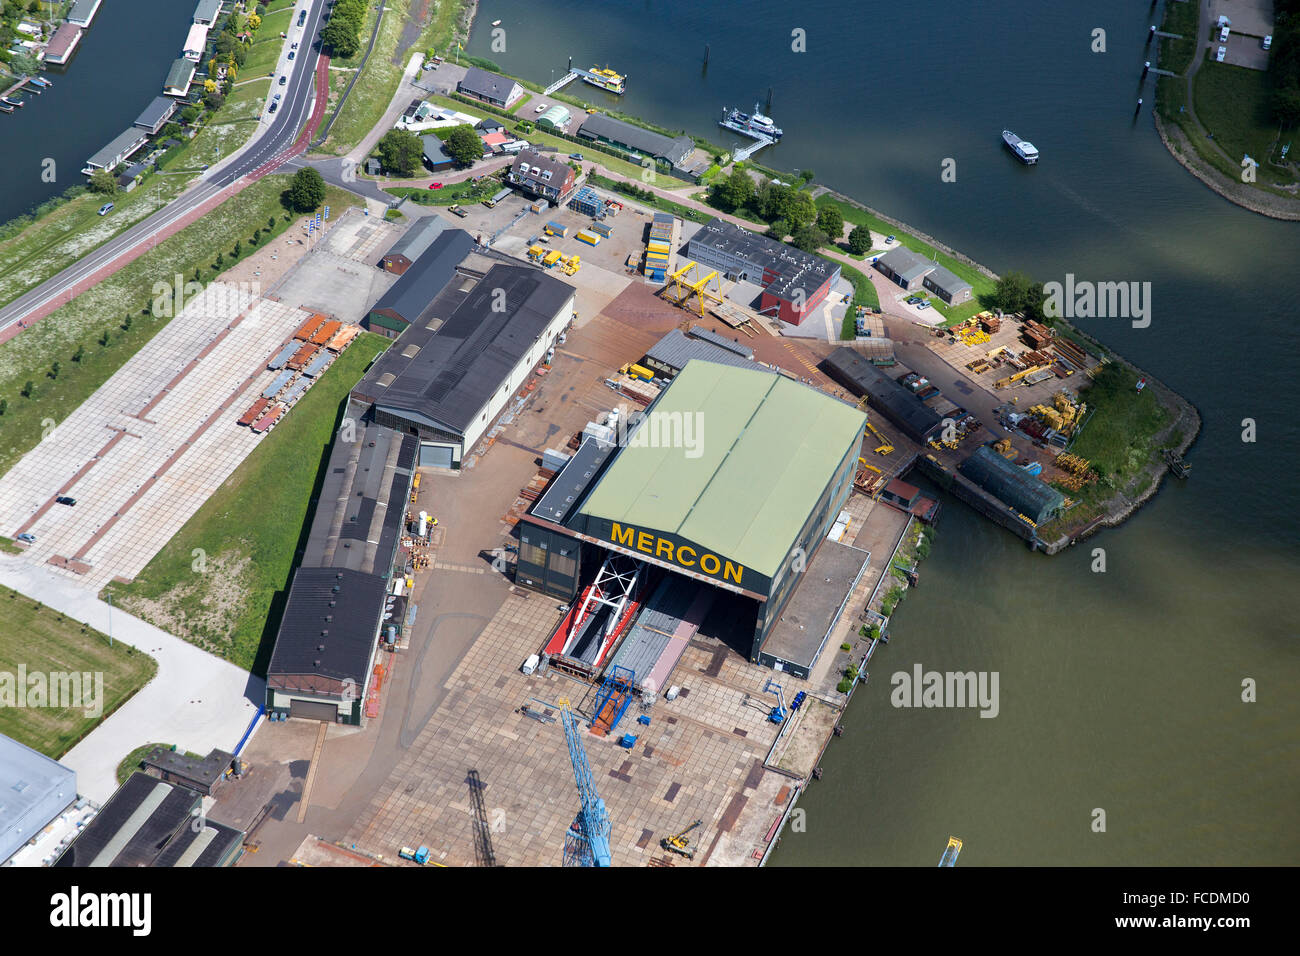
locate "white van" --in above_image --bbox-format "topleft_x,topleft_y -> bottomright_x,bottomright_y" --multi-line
1219,26 -> 1230,43
521,654 -> 540,675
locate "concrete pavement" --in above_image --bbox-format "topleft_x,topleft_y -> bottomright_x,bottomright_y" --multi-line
0,557 -> 261,803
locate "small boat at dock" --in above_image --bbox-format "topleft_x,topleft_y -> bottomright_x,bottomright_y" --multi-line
2,96 -> 24,108
0,103 -> 13,114
29,76 -> 52,88
1163,448 -> 1190,478
491,19 -> 501,26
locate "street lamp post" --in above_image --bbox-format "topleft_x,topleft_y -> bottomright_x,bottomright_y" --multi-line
107,593 -> 113,648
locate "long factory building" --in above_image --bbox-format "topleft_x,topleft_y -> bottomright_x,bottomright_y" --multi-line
516,360 -> 870,680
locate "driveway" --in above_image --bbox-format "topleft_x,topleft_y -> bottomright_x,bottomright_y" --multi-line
0,559 -> 261,803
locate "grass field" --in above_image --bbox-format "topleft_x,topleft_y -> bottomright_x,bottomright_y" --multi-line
242,7 -> 294,78
386,180 -> 498,205
587,174 -> 712,223
1193,62 -> 1295,186
320,0 -> 405,154
0,178 -> 358,481
831,259 -> 880,337
1068,364 -> 1172,489
0,585 -> 157,758
103,334 -> 391,673
815,195 -> 994,324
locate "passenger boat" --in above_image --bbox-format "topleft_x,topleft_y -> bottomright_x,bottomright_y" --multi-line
582,65 -> 625,94
1002,129 -> 1038,164
720,103 -> 783,141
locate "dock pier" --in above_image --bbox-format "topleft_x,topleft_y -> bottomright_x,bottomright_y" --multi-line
543,71 -> 579,96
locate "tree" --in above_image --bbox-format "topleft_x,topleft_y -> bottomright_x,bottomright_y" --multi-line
0,399 -> 7,416
800,168 -> 815,183
49,361 -> 60,380
268,216 -> 276,230
181,105 -> 202,125
377,128 -> 423,177
711,168 -> 754,212
88,169 -> 118,195
990,270 -> 1047,320
214,251 -> 225,270
21,381 -> 34,398
766,218 -> 790,241
72,346 -> 85,363
789,224 -> 828,253
233,240 -> 242,258
321,20 -> 360,58
848,225 -> 873,255
287,167 -> 326,211
444,124 -> 484,166
9,52 -> 40,76
816,204 -> 844,243
204,78 -> 218,94
203,89 -> 225,111
122,315 -> 133,332
762,183 -> 815,231
247,12 -> 261,29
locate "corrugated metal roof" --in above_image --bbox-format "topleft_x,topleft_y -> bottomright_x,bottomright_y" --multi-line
302,351 -> 333,378
644,329 -> 752,374
0,734 -> 76,864
688,324 -> 753,358
576,113 -> 694,165
262,369 -> 294,399
823,348 -> 941,443
532,436 -> 615,523
578,362 -> 865,577
922,262 -> 972,295
268,341 -> 297,370
876,246 -> 935,282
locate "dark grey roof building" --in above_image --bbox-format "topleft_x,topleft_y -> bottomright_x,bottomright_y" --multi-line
921,262 -> 974,304
55,772 -> 243,867
822,347 -> 943,443
505,148 -> 577,204
874,246 -> 935,290
367,228 -> 476,336
141,746 -> 237,796
457,67 -> 524,107
642,328 -> 754,378
576,113 -> 695,166
353,262 -> 575,469
380,215 -> 448,275
133,96 -> 178,133
420,135 -> 455,171
265,419 -> 418,723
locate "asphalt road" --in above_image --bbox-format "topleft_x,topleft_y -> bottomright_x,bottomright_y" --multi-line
0,0 -> 329,332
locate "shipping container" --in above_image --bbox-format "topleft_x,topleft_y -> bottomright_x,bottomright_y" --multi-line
310,320 -> 342,346
293,313 -> 327,341
543,250 -> 563,267
575,231 -> 601,246
628,363 -> 654,380
544,221 -> 569,237
591,222 -> 613,238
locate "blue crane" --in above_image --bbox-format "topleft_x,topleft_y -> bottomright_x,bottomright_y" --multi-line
557,697 -> 613,867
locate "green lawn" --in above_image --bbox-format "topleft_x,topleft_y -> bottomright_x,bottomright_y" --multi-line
386,180 -> 499,205
242,8 -> 294,77
103,334 -> 391,673
1067,364 -> 1172,489
587,174 -> 711,223
0,585 -> 158,759
830,259 -> 880,338
0,178 -> 358,480
1157,0 -> 1200,76
320,0 -> 406,153
1193,60 -> 1297,186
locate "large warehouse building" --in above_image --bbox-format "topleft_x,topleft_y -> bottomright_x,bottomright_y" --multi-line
265,418 -> 417,723
684,218 -> 840,326
353,259 -> 575,468
516,361 -> 868,679
959,444 -> 1066,525
822,347 -> 944,444
1,734 -> 76,865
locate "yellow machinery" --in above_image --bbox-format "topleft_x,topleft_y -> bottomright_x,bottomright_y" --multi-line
1028,392 -> 1086,436
994,364 -> 1048,389
663,261 -> 725,317
527,245 -> 545,262
410,472 -> 422,503
661,820 -> 703,859
857,457 -> 882,474
543,250 -> 563,268
560,253 -> 581,276
986,345 -> 1009,360
866,420 -> 894,455
993,438 -> 1015,459
955,324 -> 989,347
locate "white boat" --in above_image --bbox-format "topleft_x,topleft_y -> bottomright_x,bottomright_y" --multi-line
1002,130 -> 1038,165
491,19 -> 501,26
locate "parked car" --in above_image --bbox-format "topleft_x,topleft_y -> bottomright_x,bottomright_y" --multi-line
427,181 -> 443,189
885,235 -> 895,244
279,75 -> 287,86
298,9 -> 307,26
98,202 -> 114,216
55,496 -> 76,506
269,101 -> 278,113
292,41 -> 299,49
288,51 -> 295,60
274,92 -> 282,101
1219,26 -> 1230,43
1263,35 -> 1272,50
16,533 -> 35,543
1216,45 -> 1226,62
534,103 -> 548,113
569,152 -> 584,160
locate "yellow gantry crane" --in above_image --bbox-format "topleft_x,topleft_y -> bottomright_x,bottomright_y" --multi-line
663,261 -> 726,317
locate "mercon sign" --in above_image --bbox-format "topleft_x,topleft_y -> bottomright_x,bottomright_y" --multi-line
608,522 -> 746,585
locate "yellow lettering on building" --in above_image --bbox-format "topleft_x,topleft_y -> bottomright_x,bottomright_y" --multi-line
606,525 -> 744,585
636,531 -> 654,554
699,553 -> 721,575
611,523 -> 634,547
677,545 -> 697,568
655,538 -> 675,562
723,561 -> 743,585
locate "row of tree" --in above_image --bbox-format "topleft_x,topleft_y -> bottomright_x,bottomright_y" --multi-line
376,125 -> 482,176
322,0 -> 367,58
706,169 -> 872,254
1269,2 -> 1300,124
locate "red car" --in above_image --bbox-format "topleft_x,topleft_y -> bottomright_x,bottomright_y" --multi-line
427,182 -> 444,190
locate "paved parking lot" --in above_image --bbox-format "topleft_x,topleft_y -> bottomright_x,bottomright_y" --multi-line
1215,0 -> 1274,71
0,284 -> 313,590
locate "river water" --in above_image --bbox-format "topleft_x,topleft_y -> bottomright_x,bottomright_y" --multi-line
0,0 -> 193,226
469,0 -> 1300,864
